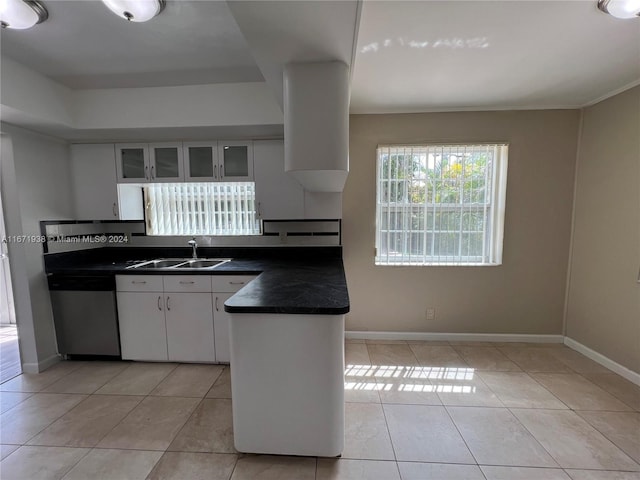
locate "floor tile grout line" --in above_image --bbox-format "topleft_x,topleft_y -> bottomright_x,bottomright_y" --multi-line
521,370 -> 573,410
574,370 -> 640,411
379,401 -> 401,463
441,404 -> 481,467
506,406 -> 640,471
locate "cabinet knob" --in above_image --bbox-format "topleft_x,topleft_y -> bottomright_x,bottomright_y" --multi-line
145,165 -> 149,180
214,165 -> 218,180
166,296 -> 171,311
151,165 -> 155,180
157,295 -> 162,311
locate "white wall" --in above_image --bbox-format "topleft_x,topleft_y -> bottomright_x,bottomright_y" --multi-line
565,86 -> 640,373
1,56 -> 283,137
0,123 -> 74,371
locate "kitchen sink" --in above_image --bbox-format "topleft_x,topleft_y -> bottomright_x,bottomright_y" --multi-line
129,259 -> 188,269
180,259 -> 227,268
126,258 -> 231,270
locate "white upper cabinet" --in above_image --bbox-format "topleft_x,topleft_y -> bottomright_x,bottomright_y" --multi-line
116,143 -> 183,183
115,143 -> 148,183
70,143 -> 119,220
149,143 -> 184,182
183,142 -> 218,181
184,141 -> 254,182
254,139 -> 304,220
218,141 -> 254,181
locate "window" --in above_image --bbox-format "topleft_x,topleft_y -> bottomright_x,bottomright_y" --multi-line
144,182 -> 260,236
376,144 -> 508,266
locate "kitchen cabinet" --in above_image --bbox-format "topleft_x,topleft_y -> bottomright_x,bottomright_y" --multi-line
183,142 -> 218,181
115,143 -> 184,183
116,274 -> 255,363
218,140 -> 254,181
163,275 -> 214,362
117,291 -> 168,361
184,141 -> 254,182
213,292 -> 234,363
253,139 -> 304,220
70,144 -> 119,220
211,275 -> 255,362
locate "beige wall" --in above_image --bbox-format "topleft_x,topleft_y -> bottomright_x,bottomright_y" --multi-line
344,110 -> 580,333
565,86 -> 640,373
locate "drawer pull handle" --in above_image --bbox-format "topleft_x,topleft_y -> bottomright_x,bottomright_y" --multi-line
166,296 -> 171,311
179,281 -> 195,284
229,281 -> 245,285
132,281 -> 147,284
215,296 -> 219,312
157,295 -> 162,311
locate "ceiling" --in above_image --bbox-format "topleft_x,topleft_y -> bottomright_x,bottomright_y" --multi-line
0,0 -> 263,89
0,0 -> 639,112
350,1 -> 640,112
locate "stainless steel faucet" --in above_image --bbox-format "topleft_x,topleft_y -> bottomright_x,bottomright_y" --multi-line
188,238 -> 198,259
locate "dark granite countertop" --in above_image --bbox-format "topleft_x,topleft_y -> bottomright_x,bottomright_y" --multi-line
44,247 -> 350,315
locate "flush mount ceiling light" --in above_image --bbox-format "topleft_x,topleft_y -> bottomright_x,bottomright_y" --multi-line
101,0 -> 165,22
0,0 -> 48,29
597,0 -> 640,18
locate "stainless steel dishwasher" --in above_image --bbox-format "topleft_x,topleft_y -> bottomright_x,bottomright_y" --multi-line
48,274 -> 121,358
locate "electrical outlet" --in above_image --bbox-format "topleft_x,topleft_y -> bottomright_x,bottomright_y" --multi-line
426,308 -> 435,321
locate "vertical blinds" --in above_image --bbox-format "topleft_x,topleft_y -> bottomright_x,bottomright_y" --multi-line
144,182 -> 260,236
376,144 -> 508,266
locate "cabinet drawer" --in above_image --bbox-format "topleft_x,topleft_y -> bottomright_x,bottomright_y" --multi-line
211,275 -> 256,292
163,275 -> 212,293
116,275 -> 163,292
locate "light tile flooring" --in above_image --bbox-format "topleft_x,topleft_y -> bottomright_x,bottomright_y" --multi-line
0,341 -> 638,479
0,325 -> 21,383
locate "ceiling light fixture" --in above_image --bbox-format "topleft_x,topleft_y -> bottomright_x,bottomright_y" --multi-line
0,0 -> 48,29
101,0 -> 165,22
597,0 -> 640,18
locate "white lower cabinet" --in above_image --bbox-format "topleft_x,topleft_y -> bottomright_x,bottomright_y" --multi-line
117,291 -> 168,361
116,274 -> 255,363
213,293 -> 233,363
165,292 -> 215,362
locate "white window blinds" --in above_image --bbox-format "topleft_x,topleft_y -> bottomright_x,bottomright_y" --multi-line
376,144 -> 508,266
144,182 -> 260,236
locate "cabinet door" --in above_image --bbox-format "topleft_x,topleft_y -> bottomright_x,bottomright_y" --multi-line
183,142 -> 218,181
213,292 -> 234,363
218,141 -> 254,181
115,144 -> 149,183
70,144 -> 119,220
117,292 -> 168,361
149,143 -> 184,182
165,292 -> 215,362
253,140 -> 304,220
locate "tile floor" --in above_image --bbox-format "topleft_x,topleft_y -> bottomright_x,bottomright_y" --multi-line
0,341 -> 638,479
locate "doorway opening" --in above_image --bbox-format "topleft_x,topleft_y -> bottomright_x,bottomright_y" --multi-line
0,139 -> 21,382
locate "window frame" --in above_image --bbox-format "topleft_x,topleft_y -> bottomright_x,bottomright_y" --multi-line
375,143 -> 508,266
144,181 -> 261,236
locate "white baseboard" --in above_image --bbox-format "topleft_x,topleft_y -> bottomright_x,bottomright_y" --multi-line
345,331 -> 564,344
21,354 -> 61,374
564,337 -> 640,386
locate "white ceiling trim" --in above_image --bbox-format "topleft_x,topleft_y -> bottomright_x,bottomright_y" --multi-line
581,78 -> 640,108
349,79 -> 640,114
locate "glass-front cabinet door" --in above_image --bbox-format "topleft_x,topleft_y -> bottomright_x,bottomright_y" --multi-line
115,144 -> 149,183
183,142 -> 217,181
218,141 -> 254,181
149,143 -> 184,182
